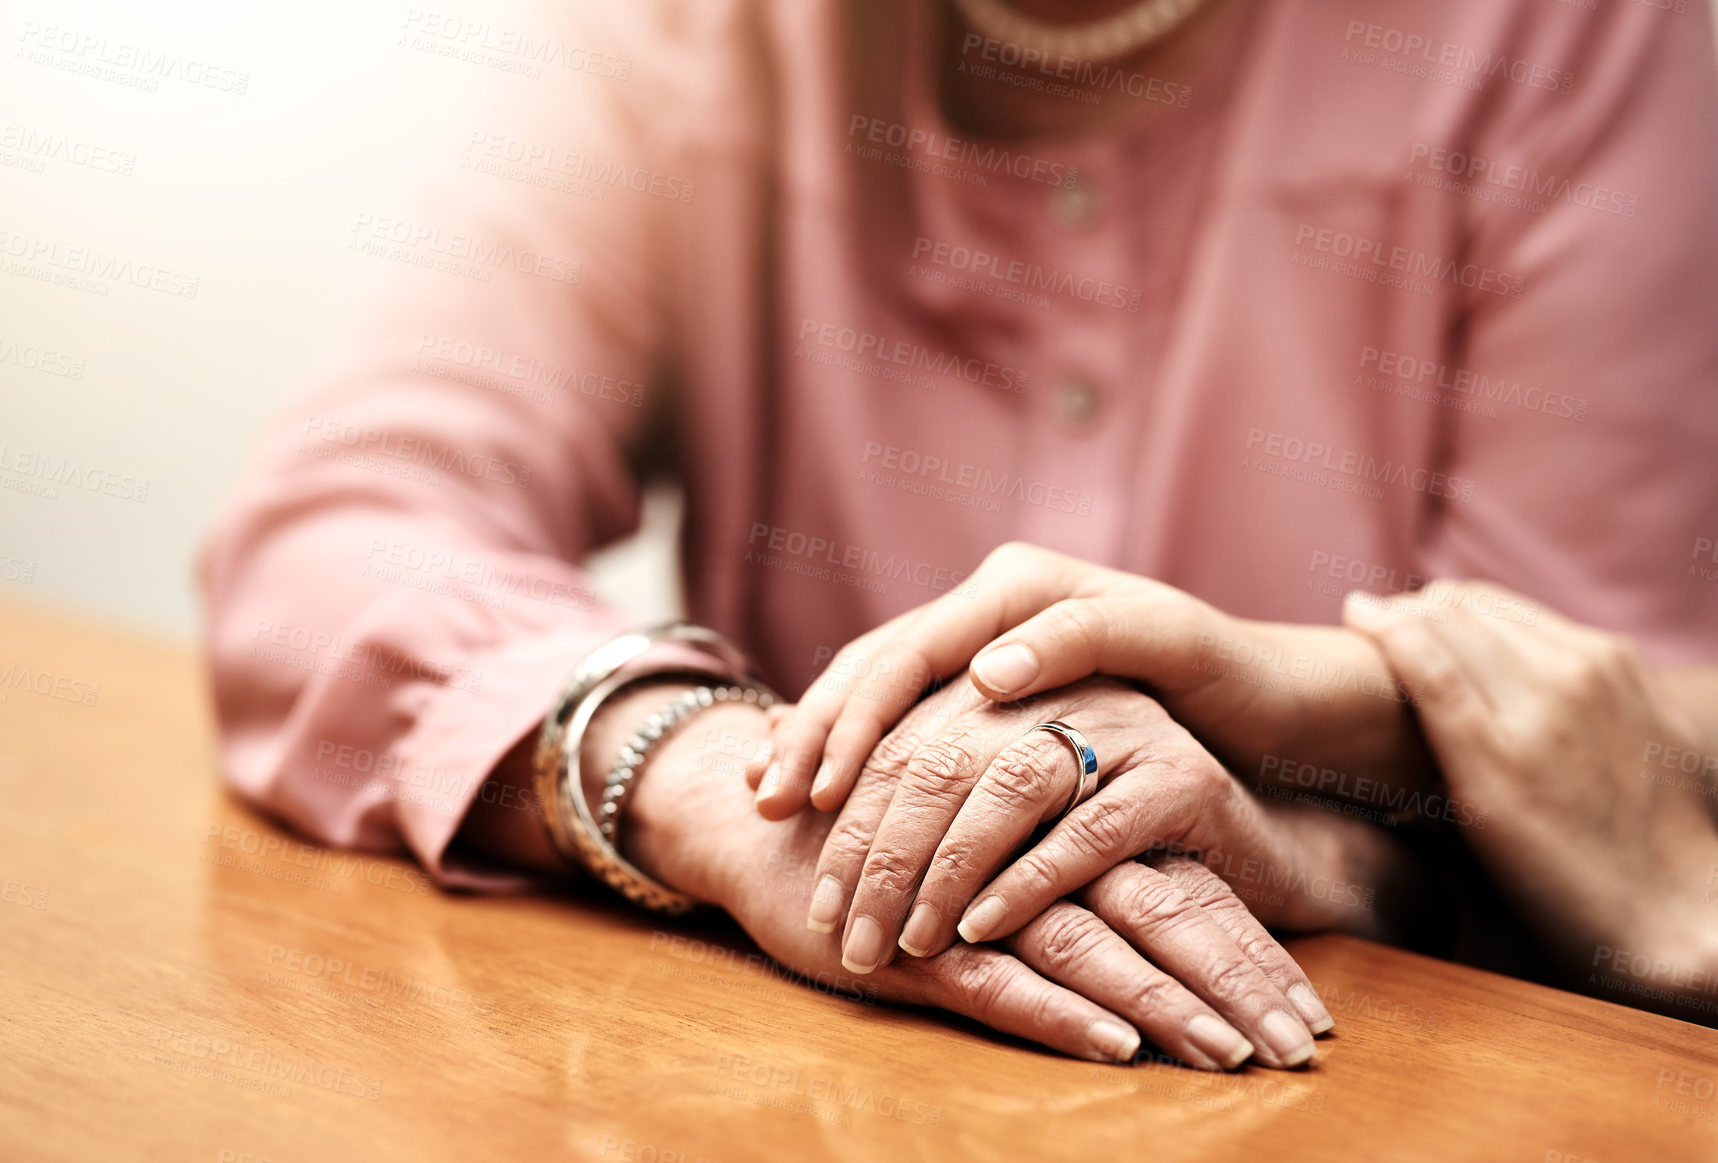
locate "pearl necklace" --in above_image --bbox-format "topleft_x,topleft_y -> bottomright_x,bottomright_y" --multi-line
949,0 -> 1211,64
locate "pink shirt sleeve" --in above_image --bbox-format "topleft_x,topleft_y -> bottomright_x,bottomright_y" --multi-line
1419,3 -> 1718,657
198,10 -> 682,889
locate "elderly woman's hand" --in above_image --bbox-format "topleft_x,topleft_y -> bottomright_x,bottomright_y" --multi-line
771,670 -> 1405,1068
1344,582 -> 1718,1008
752,542 -> 1430,820
606,688 -> 1300,1070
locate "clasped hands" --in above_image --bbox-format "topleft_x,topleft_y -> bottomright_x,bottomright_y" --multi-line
732,543 -> 1438,1070
620,543 -> 1715,1072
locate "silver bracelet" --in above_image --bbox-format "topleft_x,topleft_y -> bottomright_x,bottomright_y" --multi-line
600,683 -> 776,845
533,623 -> 777,916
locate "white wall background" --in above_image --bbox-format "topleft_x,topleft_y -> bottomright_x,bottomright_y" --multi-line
2,0 -> 1712,638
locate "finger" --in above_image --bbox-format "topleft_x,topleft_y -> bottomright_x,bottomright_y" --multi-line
758,619 -> 917,817
1155,856 -> 1334,1035
806,545 -> 1119,812
1081,863 -> 1316,1068
1344,591 -> 1496,722
840,721 -> 1008,974
803,727 -> 922,935
1396,584 -> 1537,697
1004,901 -> 1255,1070
900,729 -> 1096,959
907,941 -> 1141,1063
955,759 -> 1195,947
966,586 -> 1231,703
742,705 -> 792,791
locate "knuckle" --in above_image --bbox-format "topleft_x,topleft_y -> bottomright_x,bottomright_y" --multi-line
927,839 -> 984,884
1125,716 -> 1209,786
1586,632 -> 1638,680
868,728 -> 922,774
1011,848 -> 1063,897
1126,972 -> 1188,1018
985,742 -> 1063,810
983,540 -> 1038,573
847,767 -> 904,815
1231,925 -> 1288,970
1547,652 -> 1607,702
950,951 -> 1017,1021
860,846 -> 925,897
1392,634 -> 1463,707
906,733 -> 987,802
1161,741 -> 1223,796
1122,872 -> 1202,935
1160,858 -> 1227,905
1025,907 -> 1106,975
820,819 -> 875,872
1196,954 -> 1259,1006
1060,797 -> 1134,858
1192,880 -> 1249,921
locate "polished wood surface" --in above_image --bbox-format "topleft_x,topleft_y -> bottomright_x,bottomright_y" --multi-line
2,596 -> 1715,1162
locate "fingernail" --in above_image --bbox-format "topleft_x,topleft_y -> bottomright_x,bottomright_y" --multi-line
957,895 -> 1008,943
971,643 -> 1039,695
898,901 -> 940,957
806,876 -> 843,933
1085,1019 -> 1140,1064
1259,1009 -> 1315,1068
1187,1014 -> 1254,1071
754,763 -> 782,804
1288,984 -> 1335,1035
810,759 -> 837,802
841,915 -> 886,974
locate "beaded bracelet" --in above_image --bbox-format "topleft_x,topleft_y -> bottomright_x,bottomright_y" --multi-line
598,683 -> 777,845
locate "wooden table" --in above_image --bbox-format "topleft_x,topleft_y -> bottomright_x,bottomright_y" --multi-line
2,597 -> 1714,1163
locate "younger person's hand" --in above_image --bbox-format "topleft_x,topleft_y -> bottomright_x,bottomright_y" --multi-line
752,542 -> 1428,820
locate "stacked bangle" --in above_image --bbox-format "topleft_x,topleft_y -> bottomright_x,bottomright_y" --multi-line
533,624 -> 778,916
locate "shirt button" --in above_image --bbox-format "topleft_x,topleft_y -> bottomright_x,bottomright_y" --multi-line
1049,175 -> 1101,230
1055,375 -> 1103,427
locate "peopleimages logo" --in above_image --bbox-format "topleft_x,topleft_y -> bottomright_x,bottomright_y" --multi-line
1406,143 -> 1639,220
861,441 -> 1093,515
15,22 -> 252,95
349,213 -> 581,284
1293,225 -> 1526,299
1244,428 -> 1478,503
1358,347 -> 1588,421
462,133 -> 694,203
0,228 -> 199,299
796,317 -> 1029,391
911,236 -> 1143,313
746,523 -> 978,597
1342,21 -> 1575,95
300,415 -> 533,489
847,115 -> 1080,188
957,33 -> 1191,107
0,123 -> 136,175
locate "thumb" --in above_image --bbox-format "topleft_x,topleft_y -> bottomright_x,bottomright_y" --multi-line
968,591 -> 1228,702
1342,591 -> 1493,785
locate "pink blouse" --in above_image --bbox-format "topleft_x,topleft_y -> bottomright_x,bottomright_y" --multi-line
200,0 -> 1718,888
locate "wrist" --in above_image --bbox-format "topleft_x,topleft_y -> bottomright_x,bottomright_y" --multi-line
580,684 -> 771,909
